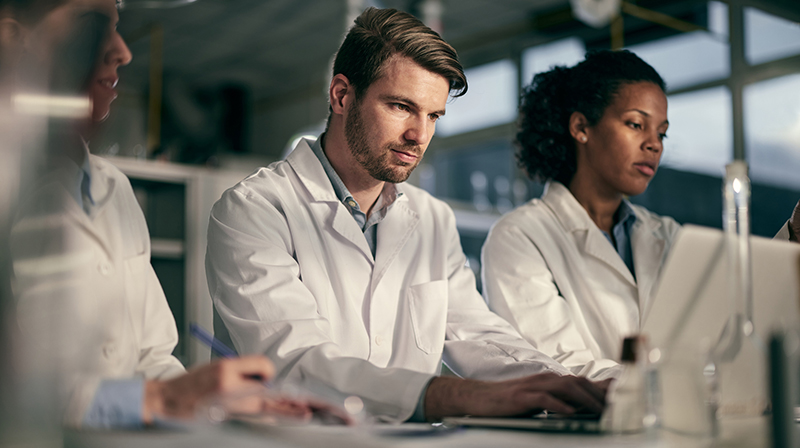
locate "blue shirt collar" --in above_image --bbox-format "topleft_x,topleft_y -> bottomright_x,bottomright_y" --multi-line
616,199 -> 637,230
600,199 -> 638,278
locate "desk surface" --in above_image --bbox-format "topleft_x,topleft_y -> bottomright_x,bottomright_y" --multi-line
64,417 -> 769,448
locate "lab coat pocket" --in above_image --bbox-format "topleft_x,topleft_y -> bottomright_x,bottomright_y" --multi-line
408,280 -> 448,355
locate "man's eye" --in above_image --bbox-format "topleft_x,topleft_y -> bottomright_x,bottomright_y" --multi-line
393,103 -> 409,111
429,114 -> 440,122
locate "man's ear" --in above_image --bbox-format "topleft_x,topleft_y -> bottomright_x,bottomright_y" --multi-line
329,74 -> 353,116
569,111 -> 590,144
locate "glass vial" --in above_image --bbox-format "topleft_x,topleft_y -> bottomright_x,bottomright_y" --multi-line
715,161 -> 768,417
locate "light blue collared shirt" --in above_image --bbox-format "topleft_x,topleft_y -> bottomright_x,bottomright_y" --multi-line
599,200 -> 637,279
309,136 -> 401,258
83,379 -> 145,429
63,150 -> 95,215
310,136 -> 431,421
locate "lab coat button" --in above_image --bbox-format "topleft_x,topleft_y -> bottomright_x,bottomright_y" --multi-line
375,335 -> 383,346
98,262 -> 112,276
102,345 -> 115,358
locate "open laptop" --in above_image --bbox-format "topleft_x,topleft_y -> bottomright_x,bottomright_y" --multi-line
643,224 -> 800,347
442,412 -> 602,433
642,224 -> 800,432
445,225 -> 800,434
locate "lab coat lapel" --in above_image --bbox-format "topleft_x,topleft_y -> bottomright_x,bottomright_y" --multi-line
329,204 -> 374,261
61,159 -> 117,259
632,213 -> 666,321
372,191 -> 419,288
542,181 -> 636,287
288,139 -> 374,261
581,228 -> 637,287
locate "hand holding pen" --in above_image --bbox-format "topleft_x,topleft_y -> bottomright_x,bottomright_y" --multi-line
188,323 -> 355,425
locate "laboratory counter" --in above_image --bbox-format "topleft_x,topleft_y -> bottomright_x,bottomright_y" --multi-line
64,417 -> 771,448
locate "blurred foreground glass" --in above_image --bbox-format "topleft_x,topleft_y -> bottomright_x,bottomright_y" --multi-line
656,341 -> 719,438
715,162 -> 768,417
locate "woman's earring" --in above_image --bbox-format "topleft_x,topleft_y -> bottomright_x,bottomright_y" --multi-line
580,135 -> 587,143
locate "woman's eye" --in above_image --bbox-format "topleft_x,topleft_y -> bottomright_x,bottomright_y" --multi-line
628,122 -> 642,130
659,133 -> 668,141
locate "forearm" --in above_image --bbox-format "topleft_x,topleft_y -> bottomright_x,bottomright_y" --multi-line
423,376 -> 483,421
424,373 -> 608,420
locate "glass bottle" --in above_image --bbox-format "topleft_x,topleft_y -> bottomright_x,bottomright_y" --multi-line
714,161 -> 768,417
601,336 -> 646,433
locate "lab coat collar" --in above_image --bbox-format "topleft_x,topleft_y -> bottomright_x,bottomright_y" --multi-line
76,154 -> 117,258
31,152 -> 117,259
542,181 -> 637,287
287,138 -> 340,204
630,207 -> 667,321
286,137 -> 414,264
287,137 -> 408,206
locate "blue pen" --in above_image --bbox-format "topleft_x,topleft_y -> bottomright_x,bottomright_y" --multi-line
189,322 -> 238,358
189,323 -> 273,386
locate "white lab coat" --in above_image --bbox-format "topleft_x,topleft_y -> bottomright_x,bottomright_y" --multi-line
482,181 -> 680,380
206,139 -> 569,422
12,154 -> 184,427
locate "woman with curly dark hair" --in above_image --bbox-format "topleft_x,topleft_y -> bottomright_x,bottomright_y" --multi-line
481,50 -> 679,380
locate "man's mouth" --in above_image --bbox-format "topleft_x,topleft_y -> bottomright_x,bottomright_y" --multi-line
391,148 -> 420,164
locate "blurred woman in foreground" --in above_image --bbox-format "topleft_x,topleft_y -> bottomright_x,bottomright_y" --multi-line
2,0 -> 318,428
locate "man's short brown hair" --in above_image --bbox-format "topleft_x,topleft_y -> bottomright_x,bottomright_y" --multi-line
333,7 -> 467,99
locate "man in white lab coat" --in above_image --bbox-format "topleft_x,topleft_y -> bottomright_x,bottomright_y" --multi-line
206,7 -> 608,423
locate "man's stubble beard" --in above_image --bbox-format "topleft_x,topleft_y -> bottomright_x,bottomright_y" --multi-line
344,99 -> 420,184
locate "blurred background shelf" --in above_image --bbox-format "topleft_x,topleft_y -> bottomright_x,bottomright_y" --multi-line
150,238 -> 185,259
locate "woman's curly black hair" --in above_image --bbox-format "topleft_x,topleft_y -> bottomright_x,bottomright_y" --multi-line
516,50 -> 666,185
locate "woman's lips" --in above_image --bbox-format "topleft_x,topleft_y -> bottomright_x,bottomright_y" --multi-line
634,162 -> 656,176
95,76 -> 118,93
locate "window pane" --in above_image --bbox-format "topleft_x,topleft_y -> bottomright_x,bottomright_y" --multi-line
436,59 -> 518,137
661,86 -> 732,176
627,31 -> 729,91
521,37 -> 585,87
745,8 -> 800,65
744,74 -> 800,189
707,1 -> 729,37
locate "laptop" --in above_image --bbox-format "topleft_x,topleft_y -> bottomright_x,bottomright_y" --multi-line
442,412 -> 602,433
642,224 -> 800,432
643,224 -> 800,347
